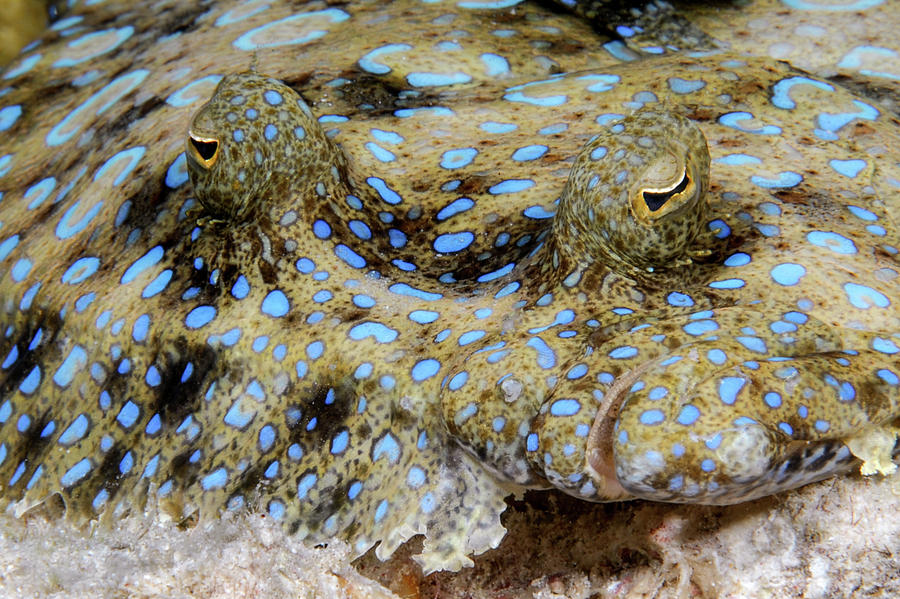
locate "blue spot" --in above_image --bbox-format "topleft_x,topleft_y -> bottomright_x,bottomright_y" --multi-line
144,412 -> 161,434
566,363 -> 588,379
334,244 -> 367,268
440,148 -> 478,169
843,283 -> 889,309
409,310 -> 439,324
724,253 -> 751,267
512,145 -> 548,161
550,399 -> 580,416
639,409 -> 665,425
53,345 -> 87,387
526,433 -> 539,452
667,77 -> 706,94
0,105 -> 22,131
312,290 -> 332,303
353,294 -> 375,308
121,246 -> 164,284
60,458 -> 92,487
132,314 -> 150,342
263,90 -> 283,106
185,305 -> 216,329
667,292 -> 694,307
436,197 -> 475,221
347,481 -> 363,500
714,153 -> 762,166
701,459 -> 716,472
830,159 -> 867,178
201,467 -> 228,490
764,392 -> 782,408
709,278 -> 746,289
770,263 -> 806,286
480,52 -> 509,76
676,405 -> 700,425
231,275 -> 250,299
489,179 -> 534,194
877,369 -> 899,385
847,205 -> 877,221
433,232 -> 475,253
609,346 -> 638,359
366,177 -> 402,204
330,430 -> 349,454
371,128 -> 404,144
771,76 -> 834,109
817,99 -> 878,132
261,290 -> 290,317
224,397 -> 255,429
738,336 -> 767,353
349,322 -> 399,343
718,376 -> 745,405
306,341 -> 324,360
58,414 -> 89,445
751,171 -> 803,188
448,371 -> 468,391
459,330 -> 486,346
312,219 -> 331,239
10,258 -> 32,282
683,320 -> 719,336
142,269 -> 172,298
0,235 -> 19,261
480,121 -> 517,133
526,337 -> 556,368
807,231 -> 857,254
523,205 -> 555,219
389,283 -> 442,301
407,72 -> 472,87
373,433 -> 401,463
365,142 -> 395,162
116,401 -> 140,428
411,359 -> 440,381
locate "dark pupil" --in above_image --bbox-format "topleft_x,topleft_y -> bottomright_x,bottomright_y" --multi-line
642,174 -> 690,212
192,138 -> 218,161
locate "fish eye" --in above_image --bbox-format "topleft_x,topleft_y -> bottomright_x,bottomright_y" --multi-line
189,132 -> 220,168
641,168 -> 690,213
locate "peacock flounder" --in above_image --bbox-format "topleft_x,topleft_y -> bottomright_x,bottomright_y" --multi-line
0,0 -> 899,574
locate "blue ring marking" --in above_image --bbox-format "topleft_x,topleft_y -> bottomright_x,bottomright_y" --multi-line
751,171 -> 803,188
116,401 -> 140,428
409,310 -> 439,324
550,399 -> 580,416
817,99 -> 879,132
389,283 -> 442,301
185,305 -> 217,329
718,112 -> 782,135
306,341 -> 324,360
165,152 -> 189,188
58,414 -> 89,445
55,197 -> 105,240
512,144 -> 548,162
770,263 -> 806,286
675,405 -> 700,425
436,197 -> 474,221
141,269 -> 172,298
348,322 -> 399,343
46,70 -> 149,146
489,179 -> 534,194
121,246 -> 164,284
667,77 -> 706,94
200,467 -> 228,491
480,121 -> 517,133
708,278 -> 746,289
215,1 -> 271,25
0,105 -> 22,131
330,430 -> 350,454
639,409 -> 665,425
52,26 -> 134,68
771,76 -> 834,109
334,244 -> 367,268
781,0 -> 884,11
365,142 -> 395,162
481,53 -> 510,76
843,282 -> 890,309
24,177 -> 56,210
53,345 -> 87,388
407,72 -> 472,87
724,253 -> 751,267
806,231 -> 857,254
358,43 -> 412,74
440,147 -> 478,169
261,290 -> 290,317
232,9 -> 350,50
718,376 -> 746,405
411,359 -> 441,382
60,458 -> 92,487
3,53 -> 42,80
366,177 -> 402,204
433,231 -> 475,253
132,314 -> 150,342
61,256 -> 100,285
526,336 -> 557,368
829,159 -> 867,178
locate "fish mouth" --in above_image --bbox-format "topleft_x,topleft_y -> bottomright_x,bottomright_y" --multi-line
187,131 -> 220,169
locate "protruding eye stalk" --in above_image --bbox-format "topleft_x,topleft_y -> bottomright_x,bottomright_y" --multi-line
630,162 -> 697,225
188,132 -> 220,168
